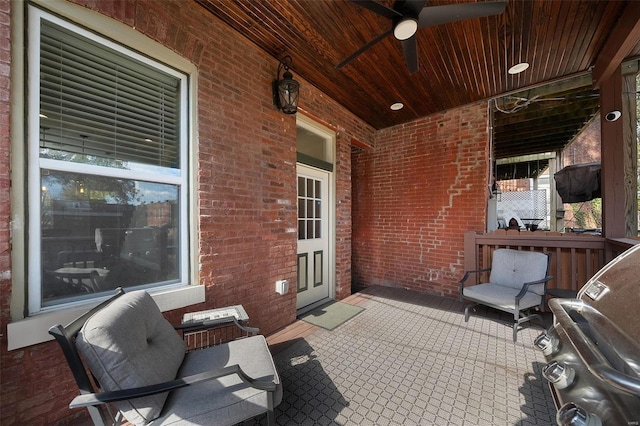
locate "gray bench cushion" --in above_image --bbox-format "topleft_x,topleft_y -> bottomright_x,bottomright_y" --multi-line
154,334 -> 282,425
462,282 -> 542,311
461,248 -> 551,341
76,290 -> 186,425
489,249 -> 549,296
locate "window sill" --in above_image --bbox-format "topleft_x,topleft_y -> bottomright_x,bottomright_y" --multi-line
6,285 -> 205,351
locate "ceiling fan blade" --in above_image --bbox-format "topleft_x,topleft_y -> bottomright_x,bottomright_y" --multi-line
401,36 -> 419,74
336,28 -> 393,70
396,0 -> 428,17
418,1 -> 507,28
349,0 -> 403,20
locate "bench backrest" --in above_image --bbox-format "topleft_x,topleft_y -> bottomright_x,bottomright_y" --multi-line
76,290 -> 186,425
489,249 -> 550,295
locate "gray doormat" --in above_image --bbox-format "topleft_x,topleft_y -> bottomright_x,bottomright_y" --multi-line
299,301 -> 364,330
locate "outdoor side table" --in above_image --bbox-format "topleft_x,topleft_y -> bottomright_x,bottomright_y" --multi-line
180,305 -> 256,351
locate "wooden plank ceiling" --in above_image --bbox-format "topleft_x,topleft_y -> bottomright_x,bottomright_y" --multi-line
196,0 -> 640,171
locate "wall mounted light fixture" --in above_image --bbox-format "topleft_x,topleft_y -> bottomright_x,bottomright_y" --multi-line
273,55 -> 300,114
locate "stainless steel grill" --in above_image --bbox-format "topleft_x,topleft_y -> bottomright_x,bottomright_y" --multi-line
535,244 -> 640,426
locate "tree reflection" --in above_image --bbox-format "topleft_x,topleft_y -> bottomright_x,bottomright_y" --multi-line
41,150 -> 139,204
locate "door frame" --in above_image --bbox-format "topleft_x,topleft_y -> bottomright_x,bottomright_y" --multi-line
296,116 -> 336,313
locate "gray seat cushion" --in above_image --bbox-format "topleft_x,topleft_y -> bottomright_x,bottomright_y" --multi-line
462,282 -> 542,311
76,290 -> 186,425
153,335 -> 283,425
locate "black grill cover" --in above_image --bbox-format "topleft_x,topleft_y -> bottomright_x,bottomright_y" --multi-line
554,162 -> 601,203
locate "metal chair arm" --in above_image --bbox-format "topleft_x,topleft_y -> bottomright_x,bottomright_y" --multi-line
515,275 -> 553,300
458,268 -> 492,285
69,364 -> 277,408
458,268 -> 492,301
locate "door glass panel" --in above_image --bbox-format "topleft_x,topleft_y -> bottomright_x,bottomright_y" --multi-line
307,179 -> 314,198
297,126 -> 332,163
306,220 -> 313,239
298,176 -> 323,241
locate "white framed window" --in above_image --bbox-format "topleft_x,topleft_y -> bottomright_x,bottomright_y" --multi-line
27,7 -> 190,313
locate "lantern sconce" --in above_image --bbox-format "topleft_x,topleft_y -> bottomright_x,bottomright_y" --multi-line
491,179 -> 502,201
273,55 -> 300,114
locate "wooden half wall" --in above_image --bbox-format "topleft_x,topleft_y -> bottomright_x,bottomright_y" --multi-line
463,230 -> 639,294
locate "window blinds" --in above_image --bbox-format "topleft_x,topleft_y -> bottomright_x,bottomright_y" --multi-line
39,20 -> 180,168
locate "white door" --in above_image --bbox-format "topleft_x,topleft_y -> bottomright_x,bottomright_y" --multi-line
296,165 -> 331,310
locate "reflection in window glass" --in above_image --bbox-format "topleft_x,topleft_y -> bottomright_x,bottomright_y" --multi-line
306,220 -> 313,240
307,179 -> 313,198
40,170 -> 179,306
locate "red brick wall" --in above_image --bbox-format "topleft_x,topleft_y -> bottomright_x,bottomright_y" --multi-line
0,0 -> 15,421
0,0 -> 11,319
563,116 -> 601,167
0,0 -> 374,424
352,104 -> 489,296
562,115 -> 602,229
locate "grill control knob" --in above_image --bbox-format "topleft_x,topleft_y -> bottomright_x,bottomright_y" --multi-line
535,331 -> 560,356
543,361 -> 575,389
556,402 -> 602,426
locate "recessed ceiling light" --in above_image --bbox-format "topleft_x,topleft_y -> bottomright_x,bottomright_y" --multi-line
390,102 -> 404,111
508,62 -> 530,75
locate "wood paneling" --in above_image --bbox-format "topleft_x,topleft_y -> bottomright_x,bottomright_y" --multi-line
196,0 -> 640,165
196,0 -> 636,127
466,230 -> 608,293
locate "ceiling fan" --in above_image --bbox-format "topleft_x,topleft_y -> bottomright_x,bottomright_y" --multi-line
336,0 -> 508,74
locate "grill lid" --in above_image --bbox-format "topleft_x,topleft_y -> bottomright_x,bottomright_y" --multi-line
577,243 -> 640,345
